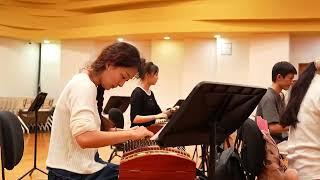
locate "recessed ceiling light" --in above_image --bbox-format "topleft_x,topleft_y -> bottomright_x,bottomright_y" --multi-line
164,36 -> 171,40
43,40 -> 50,44
117,37 -> 124,42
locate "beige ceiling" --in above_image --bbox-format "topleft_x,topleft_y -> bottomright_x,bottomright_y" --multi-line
1,0 -> 320,41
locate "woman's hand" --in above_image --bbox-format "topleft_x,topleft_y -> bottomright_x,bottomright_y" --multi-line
154,113 -> 168,120
163,106 -> 179,118
130,126 -> 154,140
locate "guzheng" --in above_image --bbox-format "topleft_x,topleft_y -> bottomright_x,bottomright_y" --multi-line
147,119 -> 168,134
119,139 -> 196,180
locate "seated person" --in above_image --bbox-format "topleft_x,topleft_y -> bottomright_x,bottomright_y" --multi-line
256,61 -> 297,143
130,61 -> 177,127
46,42 -> 153,179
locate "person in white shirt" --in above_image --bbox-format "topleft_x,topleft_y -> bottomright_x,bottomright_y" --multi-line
281,60 -> 320,179
46,42 -> 153,180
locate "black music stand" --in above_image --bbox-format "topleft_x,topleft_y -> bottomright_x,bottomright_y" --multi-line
174,99 -> 184,107
19,92 -> 48,179
103,96 -> 130,162
103,96 -> 130,114
156,81 -> 266,180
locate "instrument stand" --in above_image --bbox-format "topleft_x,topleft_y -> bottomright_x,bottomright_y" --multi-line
103,96 -> 130,163
103,96 -> 130,114
19,92 -> 48,179
156,81 -> 266,180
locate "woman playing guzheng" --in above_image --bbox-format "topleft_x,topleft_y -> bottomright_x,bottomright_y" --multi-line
130,61 -> 178,128
46,42 -> 154,180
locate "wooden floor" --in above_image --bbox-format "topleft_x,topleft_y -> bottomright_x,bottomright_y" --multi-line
2,132 -> 200,180
1,132 -> 118,180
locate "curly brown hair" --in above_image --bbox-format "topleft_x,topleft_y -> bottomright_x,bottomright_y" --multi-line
90,42 -> 142,74
92,42 -> 143,128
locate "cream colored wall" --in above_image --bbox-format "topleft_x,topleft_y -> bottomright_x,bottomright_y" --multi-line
41,43 -> 61,101
60,40 -> 97,90
290,34 -> 320,71
181,39 -> 216,98
216,36 -> 250,85
0,37 -> 39,97
151,40 -> 184,108
0,35 -> 291,99
0,34 -> 306,124
249,33 -> 290,88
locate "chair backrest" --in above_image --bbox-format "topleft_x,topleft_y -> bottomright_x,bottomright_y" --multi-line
108,108 -> 124,129
0,111 -> 24,170
235,118 -> 266,179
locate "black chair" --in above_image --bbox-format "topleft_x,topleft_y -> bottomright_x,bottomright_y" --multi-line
107,108 -> 125,163
0,111 -> 24,180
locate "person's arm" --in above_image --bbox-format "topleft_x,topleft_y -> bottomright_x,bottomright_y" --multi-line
75,126 -> 153,149
134,113 -> 167,123
163,106 -> 179,118
260,100 -> 288,135
269,123 -> 289,134
68,83 -> 153,149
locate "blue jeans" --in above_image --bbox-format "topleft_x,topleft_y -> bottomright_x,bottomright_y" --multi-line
48,153 -> 118,180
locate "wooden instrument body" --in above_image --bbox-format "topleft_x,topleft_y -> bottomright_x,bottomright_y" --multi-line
119,140 -> 196,180
146,124 -> 163,134
147,119 -> 167,134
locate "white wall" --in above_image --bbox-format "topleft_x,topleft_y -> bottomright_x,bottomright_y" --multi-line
2,34 -> 312,127
290,34 -> 320,70
216,36 -> 250,85
41,43 -> 61,101
151,40 -> 184,108
181,39 -> 216,97
60,40 -> 97,91
0,34 -> 292,99
0,37 -> 39,97
249,33 -> 290,88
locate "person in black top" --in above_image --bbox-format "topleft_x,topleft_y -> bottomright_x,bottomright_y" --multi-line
130,62 -> 175,127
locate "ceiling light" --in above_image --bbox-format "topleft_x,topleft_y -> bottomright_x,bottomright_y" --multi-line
117,37 -> 124,42
164,36 -> 170,40
214,34 -> 221,39
43,40 -> 50,44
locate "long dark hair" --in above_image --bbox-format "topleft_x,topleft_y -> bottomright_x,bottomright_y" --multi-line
280,62 -> 316,128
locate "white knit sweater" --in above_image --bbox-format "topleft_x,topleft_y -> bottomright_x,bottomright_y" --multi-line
46,73 -> 106,174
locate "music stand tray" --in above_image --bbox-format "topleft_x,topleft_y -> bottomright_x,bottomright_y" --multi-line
174,99 -> 184,107
103,96 -> 130,114
19,92 -> 48,179
156,81 -> 266,179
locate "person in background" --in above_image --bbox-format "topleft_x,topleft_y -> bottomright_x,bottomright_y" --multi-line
46,42 -> 153,180
130,61 -> 177,127
256,61 -> 297,143
281,60 -> 320,179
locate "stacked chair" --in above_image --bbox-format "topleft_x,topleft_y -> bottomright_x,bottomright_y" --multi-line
0,96 -> 54,134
